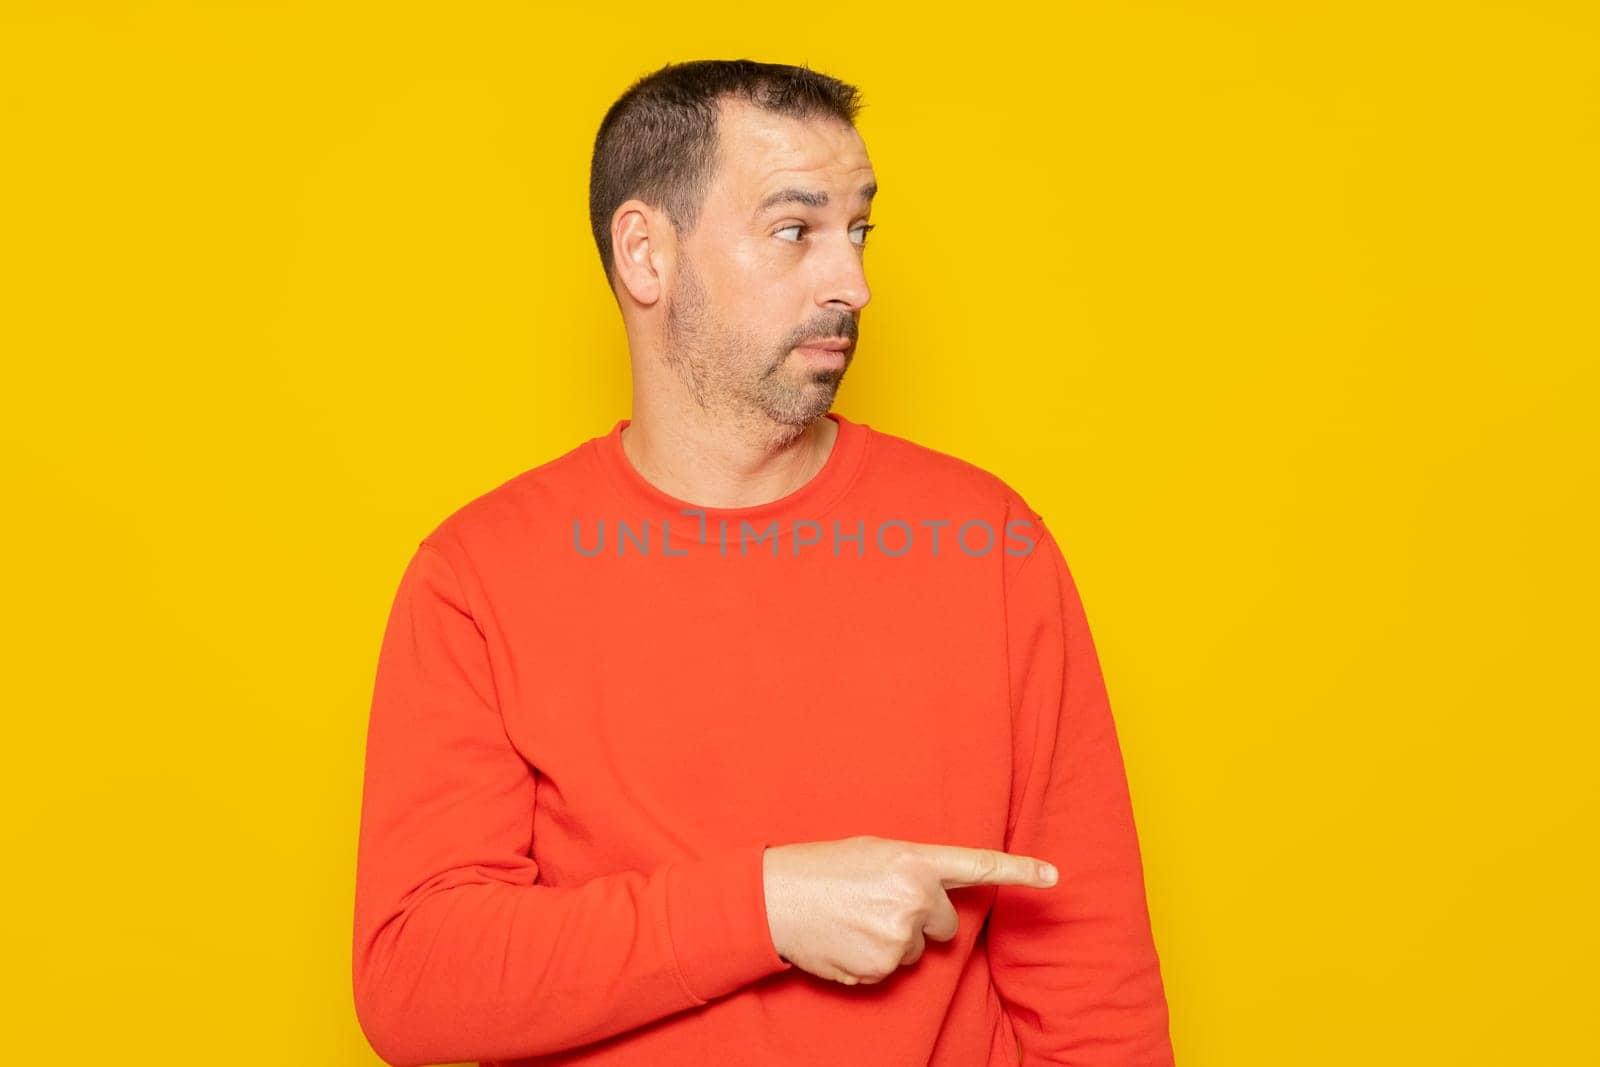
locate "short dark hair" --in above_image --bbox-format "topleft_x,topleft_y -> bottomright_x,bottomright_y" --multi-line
588,59 -> 866,291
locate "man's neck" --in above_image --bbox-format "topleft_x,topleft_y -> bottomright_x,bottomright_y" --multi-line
618,411 -> 839,510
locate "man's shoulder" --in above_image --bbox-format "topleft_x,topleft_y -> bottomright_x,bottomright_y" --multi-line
861,420 -> 1044,525
414,432 -> 602,559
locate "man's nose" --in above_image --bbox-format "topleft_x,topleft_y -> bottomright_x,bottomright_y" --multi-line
817,232 -> 872,313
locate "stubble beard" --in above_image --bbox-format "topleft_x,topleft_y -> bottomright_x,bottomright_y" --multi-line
662,255 -> 845,441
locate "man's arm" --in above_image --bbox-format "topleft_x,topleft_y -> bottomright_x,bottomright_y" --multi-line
352,540 -> 792,1066
986,515 -> 1174,1064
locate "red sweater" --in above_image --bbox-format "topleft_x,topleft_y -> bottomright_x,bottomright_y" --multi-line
352,411 -> 1173,1065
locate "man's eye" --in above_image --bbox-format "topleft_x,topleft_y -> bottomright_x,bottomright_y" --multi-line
774,223 -> 876,246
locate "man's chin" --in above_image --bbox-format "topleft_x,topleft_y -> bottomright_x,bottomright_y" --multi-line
762,394 -> 836,428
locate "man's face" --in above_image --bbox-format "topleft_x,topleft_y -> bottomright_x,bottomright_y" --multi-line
661,97 -> 875,430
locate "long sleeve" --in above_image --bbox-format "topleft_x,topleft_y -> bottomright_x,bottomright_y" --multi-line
987,518 -> 1174,1064
351,540 -> 792,1067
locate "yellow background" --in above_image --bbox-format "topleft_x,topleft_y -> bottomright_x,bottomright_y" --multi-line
3,2 -> 1595,1063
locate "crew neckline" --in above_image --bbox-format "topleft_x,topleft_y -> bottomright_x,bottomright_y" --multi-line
590,411 -> 870,528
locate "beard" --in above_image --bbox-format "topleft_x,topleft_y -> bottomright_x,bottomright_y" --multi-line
662,252 -> 849,431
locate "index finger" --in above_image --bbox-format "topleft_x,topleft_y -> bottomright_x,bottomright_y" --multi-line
914,843 -> 1058,889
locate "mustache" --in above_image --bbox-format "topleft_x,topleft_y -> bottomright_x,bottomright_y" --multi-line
795,321 -> 858,346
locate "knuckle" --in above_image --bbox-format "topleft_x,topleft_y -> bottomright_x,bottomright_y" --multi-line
886,843 -> 921,874
976,851 -> 1001,881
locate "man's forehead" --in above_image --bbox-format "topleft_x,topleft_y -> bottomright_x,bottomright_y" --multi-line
713,100 -> 874,210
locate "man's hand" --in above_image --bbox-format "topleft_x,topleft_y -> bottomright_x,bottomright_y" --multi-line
761,835 -> 1059,986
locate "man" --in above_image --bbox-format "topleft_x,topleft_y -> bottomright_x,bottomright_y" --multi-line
352,59 -> 1174,1066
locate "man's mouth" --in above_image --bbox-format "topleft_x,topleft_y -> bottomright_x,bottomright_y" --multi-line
795,344 -> 850,364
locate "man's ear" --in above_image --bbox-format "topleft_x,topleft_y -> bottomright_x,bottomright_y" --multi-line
611,199 -> 669,306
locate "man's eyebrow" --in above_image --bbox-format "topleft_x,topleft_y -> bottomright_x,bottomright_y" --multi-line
755,181 -> 878,215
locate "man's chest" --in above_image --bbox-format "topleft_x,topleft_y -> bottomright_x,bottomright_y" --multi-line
478,551 -> 1016,882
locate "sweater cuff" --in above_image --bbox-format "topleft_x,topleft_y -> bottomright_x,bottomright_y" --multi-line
664,842 -> 794,1004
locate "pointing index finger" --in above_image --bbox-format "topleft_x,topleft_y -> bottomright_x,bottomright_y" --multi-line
921,844 -> 1058,889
